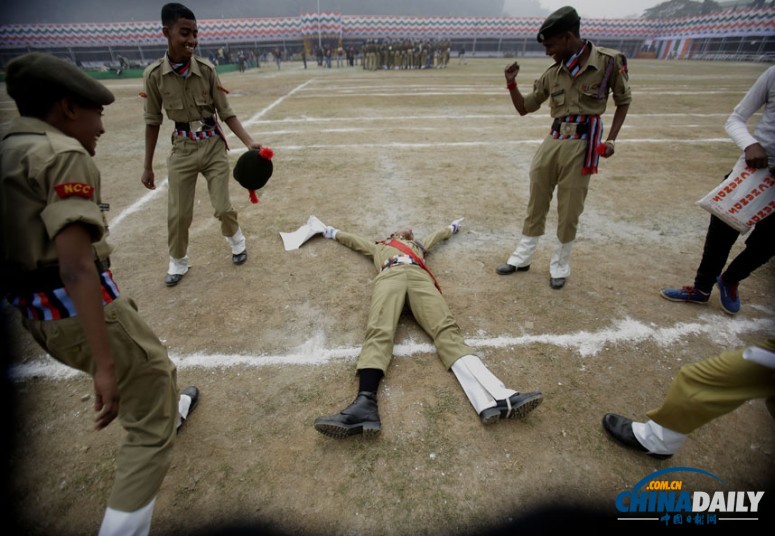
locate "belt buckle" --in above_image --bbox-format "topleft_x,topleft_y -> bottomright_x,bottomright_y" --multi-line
560,122 -> 577,136
189,120 -> 203,132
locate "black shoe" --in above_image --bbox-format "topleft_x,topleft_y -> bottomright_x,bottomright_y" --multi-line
550,277 -> 566,289
165,272 -> 186,287
602,413 -> 673,460
496,263 -> 530,275
177,386 -> 200,433
314,391 -> 381,438
232,250 -> 248,265
482,391 -> 543,424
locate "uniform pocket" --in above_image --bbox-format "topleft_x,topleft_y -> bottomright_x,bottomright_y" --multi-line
580,85 -> 605,104
162,92 -> 184,112
28,317 -> 93,373
550,89 -> 565,107
105,300 -> 152,365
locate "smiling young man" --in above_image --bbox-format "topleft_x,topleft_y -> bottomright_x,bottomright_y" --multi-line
0,52 -> 199,536
141,3 -> 263,287
496,6 -> 631,290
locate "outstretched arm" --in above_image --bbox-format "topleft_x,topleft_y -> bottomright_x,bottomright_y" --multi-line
55,223 -> 119,431
331,229 -> 379,257
418,219 -> 463,251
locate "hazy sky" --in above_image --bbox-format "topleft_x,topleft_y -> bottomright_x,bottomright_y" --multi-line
536,0 -> 667,18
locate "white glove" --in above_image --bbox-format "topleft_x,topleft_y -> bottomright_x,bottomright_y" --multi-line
308,215 -> 327,234
323,226 -> 337,239
449,217 -> 464,234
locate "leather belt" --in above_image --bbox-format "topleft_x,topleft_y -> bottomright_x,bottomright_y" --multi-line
551,118 -> 589,136
174,117 -> 216,132
381,255 -> 419,271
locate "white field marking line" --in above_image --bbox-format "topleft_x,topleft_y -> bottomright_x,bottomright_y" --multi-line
240,79 -> 314,127
229,138 -> 732,154
109,178 -> 168,229
252,124 -> 721,137
107,81 -> 311,231
8,314 -> 773,381
291,90 -> 747,98
247,113 -> 734,125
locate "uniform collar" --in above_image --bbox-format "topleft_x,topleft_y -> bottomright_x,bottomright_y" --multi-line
3,116 -> 62,140
556,40 -> 602,75
161,54 -> 202,77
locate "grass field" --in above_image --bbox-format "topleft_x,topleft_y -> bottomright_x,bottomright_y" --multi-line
3,56 -> 774,535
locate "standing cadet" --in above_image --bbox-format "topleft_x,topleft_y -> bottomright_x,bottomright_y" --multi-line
0,52 -> 199,536
496,6 -> 631,289
140,3 -> 262,287
301,217 -> 543,438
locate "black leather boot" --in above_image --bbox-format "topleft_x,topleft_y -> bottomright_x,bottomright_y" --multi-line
314,391 -> 381,439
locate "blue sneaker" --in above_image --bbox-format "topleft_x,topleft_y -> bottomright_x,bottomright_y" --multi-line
716,276 -> 740,315
660,286 -> 710,304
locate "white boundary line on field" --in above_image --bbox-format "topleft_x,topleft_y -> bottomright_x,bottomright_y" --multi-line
8,314 -> 773,381
227,138 -> 732,154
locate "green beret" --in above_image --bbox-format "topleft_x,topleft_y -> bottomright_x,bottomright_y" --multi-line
5,52 -> 114,106
537,6 -> 580,43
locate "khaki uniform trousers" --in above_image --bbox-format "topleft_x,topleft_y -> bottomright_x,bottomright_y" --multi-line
167,135 -> 239,259
356,265 -> 474,373
23,297 -> 179,512
523,136 -> 591,244
647,346 -> 775,435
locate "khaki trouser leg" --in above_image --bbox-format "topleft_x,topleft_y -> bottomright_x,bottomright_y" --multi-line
555,153 -> 590,244
356,270 -> 408,373
201,137 -> 239,238
24,297 -> 179,512
406,267 -> 475,370
167,141 -> 200,259
522,137 -> 588,243
646,346 -> 775,434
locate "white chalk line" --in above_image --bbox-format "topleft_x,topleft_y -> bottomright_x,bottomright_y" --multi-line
242,112 -> 734,125
9,314 -> 773,382
241,79 -> 314,127
227,138 -> 732,154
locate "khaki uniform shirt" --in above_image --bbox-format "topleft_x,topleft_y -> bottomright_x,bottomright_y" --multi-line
523,42 -> 631,118
1,117 -> 110,275
142,54 -> 236,126
334,227 -> 452,277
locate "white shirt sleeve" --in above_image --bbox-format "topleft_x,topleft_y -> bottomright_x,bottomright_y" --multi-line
724,67 -> 775,152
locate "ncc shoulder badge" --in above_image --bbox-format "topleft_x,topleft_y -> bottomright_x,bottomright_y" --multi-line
54,182 -> 94,199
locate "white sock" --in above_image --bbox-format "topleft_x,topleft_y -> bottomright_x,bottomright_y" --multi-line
226,228 -> 246,255
98,498 -> 156,536
549,241 -> 574,278
176,394 -> 192,429
451,355 -> 516,414
632,419 -> 688,455
167,256 -> 189,276
507,235 -> 540,268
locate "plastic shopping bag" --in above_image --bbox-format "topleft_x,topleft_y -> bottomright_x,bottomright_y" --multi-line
696,155 -> 775,234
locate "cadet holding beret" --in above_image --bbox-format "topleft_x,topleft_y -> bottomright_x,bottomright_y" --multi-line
0,52 -> 199,536
140,3 -> 263,287
496,6 -> 631,290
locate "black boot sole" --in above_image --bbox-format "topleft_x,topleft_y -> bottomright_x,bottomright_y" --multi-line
314,420 -> 381,439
